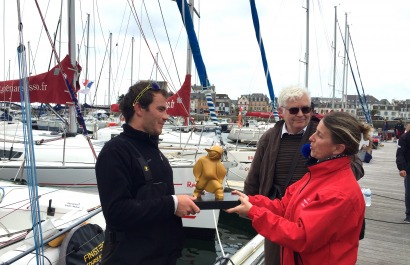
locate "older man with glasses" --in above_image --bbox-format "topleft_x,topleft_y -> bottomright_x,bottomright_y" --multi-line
243,85 -> 317,265
243,85 -> 364,265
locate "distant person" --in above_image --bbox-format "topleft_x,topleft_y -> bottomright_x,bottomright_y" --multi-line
227,111 -> 369,265
310,102 -> 323,120
382,119 -> 389,142
395,119 -> 405,141
396,123 -> 410,223
96,81 -> 200,264
242,85 -> 364,265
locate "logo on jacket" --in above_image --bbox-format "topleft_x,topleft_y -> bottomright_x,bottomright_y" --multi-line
301,197 -> 312,207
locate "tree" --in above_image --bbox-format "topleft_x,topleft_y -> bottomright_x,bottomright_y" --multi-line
117,94 -> 124,104
371,109 -> 379,116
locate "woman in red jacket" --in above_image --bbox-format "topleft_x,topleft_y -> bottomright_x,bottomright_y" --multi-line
227,112 -> 370,265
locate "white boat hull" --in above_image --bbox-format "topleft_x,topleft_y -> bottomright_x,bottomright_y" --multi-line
227,127 -> 266,144
0,124 -> 243,231
0,159 -> 220,230
0,181 -> 105,263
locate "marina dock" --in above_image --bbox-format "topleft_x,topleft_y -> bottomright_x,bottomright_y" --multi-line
358,141 -> 410,265
225,140 -> 410,264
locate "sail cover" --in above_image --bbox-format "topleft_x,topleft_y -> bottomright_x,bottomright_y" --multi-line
0,55 -> 81,104
166,74 -> 191,117
176,0 -> 222,137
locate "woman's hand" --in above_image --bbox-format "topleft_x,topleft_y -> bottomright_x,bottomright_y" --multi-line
225,190 -> 252,217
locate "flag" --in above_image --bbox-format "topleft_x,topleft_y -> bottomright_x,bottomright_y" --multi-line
86,81 -> 94,88
83,79 -> 94,88
78,89 -> 91,94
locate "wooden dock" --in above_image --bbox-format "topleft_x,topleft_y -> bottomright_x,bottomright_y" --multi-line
358,141 -> 410,265
225,140 -> 410,264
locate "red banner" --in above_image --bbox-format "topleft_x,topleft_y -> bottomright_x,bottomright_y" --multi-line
0,55 -> 81,104
110,103 -> 120,113
246,111 -> 274,118
166,74 -> 191,117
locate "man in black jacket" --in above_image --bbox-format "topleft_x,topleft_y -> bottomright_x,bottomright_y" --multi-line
96,81 -> 200,264
395,119 -> 405,141
396,124 -> 410,223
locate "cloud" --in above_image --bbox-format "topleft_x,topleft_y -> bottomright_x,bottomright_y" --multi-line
1,0 -> 409,106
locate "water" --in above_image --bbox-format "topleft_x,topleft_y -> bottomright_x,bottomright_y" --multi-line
178,211 -> 257,265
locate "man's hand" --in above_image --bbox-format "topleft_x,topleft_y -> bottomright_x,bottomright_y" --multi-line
175,195 -> 200,217
399,170 -> 407,177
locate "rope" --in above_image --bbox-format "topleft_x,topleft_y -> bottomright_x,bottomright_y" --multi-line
249,0 -> 278,121
157,0 -> 182,87
33,0 -> 98,160
337,23 -> 371,124
176,0 -> 223,144
16,1 -> 45,262
127,0 -> 177,92
33,1 -> 88,136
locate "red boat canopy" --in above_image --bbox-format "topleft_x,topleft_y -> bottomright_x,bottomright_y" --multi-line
110,103 -> 120,113
0,55 -> 81,104
246,111 -> 274,118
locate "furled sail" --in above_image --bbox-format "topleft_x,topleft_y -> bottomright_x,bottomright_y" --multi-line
175,0 -> 221,138
249,0 -> 278,121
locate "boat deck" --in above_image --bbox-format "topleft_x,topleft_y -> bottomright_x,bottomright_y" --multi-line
225,140 -> 410,264
357,141 -> 410,265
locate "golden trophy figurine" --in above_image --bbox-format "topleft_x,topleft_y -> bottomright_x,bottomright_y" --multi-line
193,145 -> 227,200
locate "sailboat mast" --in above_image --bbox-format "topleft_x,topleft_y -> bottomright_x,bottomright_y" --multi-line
341,13 -> 348,110
344,24 -> 350,108
28,41 -> 31,76
131,37 -> 134,85
186,0 -> 193,76
108,32 -> 112,105
305,0 -> 309,89
59,0 -> 63,60
84,13 -> 90,104
331,6 -> 337,109
68,0 -> 78,134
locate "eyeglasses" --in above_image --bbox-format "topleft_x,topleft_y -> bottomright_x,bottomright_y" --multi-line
132,82 -> 160,106
285,106 -> 312,115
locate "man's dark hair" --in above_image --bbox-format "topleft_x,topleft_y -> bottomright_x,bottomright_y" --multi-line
120,81 -> 167,123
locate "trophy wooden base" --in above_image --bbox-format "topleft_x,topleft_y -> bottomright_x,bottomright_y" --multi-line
194,192 -> 240,209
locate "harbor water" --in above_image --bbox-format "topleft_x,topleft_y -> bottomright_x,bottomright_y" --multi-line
178,211 -> 257,264
177,132 -> 258,264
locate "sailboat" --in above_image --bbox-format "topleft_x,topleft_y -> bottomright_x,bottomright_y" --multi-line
0,0 -> 228,263
0,179 -> 105,264
0,1 -> 106,263
0,2 -> 245,245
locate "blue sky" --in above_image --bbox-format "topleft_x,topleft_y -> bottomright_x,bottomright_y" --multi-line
1,0 -> 409,105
